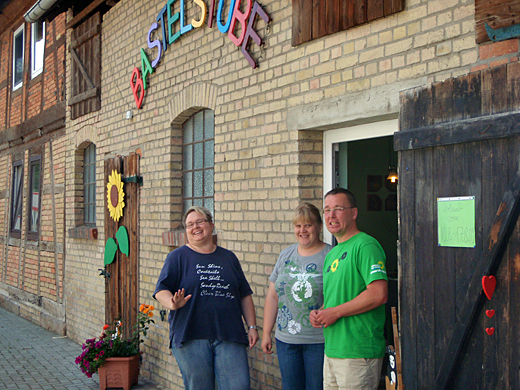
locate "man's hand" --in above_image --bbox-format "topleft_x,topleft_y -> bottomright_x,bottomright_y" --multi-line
310,308 -> 340,328
310,309 -> 322,328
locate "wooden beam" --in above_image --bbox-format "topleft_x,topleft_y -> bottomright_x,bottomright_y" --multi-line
435,173 -> 520,389
66,0 -> 106,30
0,102 -> 65,144
68,87 -> 98,106
394,111 -> 520,151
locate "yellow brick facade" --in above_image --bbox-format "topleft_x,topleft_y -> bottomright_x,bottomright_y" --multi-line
56,0 -> 520,389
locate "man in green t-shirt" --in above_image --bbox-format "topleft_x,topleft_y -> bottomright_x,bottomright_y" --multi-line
310,188 -> 388,390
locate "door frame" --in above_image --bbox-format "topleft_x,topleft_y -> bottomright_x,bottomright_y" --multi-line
322,119 -> 398,244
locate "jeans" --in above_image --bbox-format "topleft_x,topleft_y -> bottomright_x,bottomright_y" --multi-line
276,338 -> 325,390
171,339 -> 250,390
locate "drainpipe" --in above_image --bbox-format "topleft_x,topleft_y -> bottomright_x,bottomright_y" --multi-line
24,0 -> 58,23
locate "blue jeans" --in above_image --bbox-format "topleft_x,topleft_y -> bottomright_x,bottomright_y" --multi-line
276,338 -> 325,390
171,339 -> 250,390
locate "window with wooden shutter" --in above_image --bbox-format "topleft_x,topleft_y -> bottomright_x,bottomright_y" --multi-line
292,0 -> 405,46
69,12 -> 101,119
475,0 -> 520,43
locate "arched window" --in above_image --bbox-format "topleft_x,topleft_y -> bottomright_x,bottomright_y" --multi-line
183,110 -> 214,216
83,143 -> 96,225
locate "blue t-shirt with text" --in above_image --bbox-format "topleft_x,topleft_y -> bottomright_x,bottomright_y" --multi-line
154,245 -> 253,348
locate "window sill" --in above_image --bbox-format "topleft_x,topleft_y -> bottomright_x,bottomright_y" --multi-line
69,226 -> 98,240
162,230 -> 187,247
11,86 -> 22,99
28,72 -> 43,87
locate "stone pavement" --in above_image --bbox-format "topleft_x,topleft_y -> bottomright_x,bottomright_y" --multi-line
0,306 -> 165,390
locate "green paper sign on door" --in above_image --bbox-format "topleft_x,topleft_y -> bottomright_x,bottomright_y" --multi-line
437,196 -> 476,248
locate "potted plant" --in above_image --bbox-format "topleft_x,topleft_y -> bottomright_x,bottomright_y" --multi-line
75,304 -> 155,390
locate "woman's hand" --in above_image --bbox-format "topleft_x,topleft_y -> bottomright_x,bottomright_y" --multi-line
171,288 -> 191,310
261,333 -> 273,354
248,328 -> 259,349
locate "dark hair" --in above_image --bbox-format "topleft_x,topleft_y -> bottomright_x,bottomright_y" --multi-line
183,206 -> 213,227
324,187 -> 357,208
292,202 -> 323,226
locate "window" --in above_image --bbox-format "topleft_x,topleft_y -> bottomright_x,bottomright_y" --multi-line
84,144 -> 96,225
70,12 -> 101,119
27,155 -> 41,238
10,160 -> 24,236
292,0 -> 404,46
183,110 -> 214,216
31,21 -> 45,78
13,24 -> 24,90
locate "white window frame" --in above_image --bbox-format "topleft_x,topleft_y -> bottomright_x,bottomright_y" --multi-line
13,24 -> 25,91
31,21 -> 45,79
322,119 -> 398,244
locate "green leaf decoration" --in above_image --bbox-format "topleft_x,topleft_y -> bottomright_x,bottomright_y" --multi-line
104,238 -> 118,266
116,226 -> 129,257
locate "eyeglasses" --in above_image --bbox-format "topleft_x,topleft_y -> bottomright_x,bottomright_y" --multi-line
185,219 -> 208,229
322,206 -> 355,214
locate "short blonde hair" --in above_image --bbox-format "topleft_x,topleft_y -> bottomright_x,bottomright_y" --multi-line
183,206 -> 213,227
292,202 -> 322,226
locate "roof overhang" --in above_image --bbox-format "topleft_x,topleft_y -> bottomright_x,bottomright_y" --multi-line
24,0 -> 58,23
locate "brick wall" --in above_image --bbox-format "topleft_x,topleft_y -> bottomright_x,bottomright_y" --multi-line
0,7 -> 67,335
61,0 -> 520,389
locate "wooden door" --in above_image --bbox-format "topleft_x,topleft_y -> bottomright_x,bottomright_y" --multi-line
395,62 -> 520,389
104,153 -> 140,340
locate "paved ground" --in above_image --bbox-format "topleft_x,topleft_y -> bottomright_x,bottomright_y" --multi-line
0,306 -> 165,390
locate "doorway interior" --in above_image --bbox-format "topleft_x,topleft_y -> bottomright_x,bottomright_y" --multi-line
323,119 -> 398,342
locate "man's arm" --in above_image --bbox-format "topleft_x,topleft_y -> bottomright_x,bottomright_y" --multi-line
311,279 -> 387,328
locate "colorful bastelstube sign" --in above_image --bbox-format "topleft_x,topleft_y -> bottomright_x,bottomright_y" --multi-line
131,0 -> 270,109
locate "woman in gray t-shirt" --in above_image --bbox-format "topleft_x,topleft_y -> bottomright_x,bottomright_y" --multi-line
262,203 -> 332,390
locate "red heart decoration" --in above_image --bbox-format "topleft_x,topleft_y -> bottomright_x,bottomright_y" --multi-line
486,327 -> 495,336
486,309 -> 495,318
482,275 -> 496,300
130,67 -> 145,109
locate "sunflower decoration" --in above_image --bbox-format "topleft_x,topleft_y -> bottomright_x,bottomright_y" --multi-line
107,170 -> 125,222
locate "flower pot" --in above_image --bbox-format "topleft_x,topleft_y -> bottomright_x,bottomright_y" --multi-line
98,355 -> 139,390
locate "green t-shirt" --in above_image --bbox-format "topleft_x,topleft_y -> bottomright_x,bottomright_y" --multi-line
323,232 -> 388,359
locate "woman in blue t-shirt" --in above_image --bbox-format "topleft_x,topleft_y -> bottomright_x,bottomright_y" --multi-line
154,206 -> 259,390
262,203 -> 332,390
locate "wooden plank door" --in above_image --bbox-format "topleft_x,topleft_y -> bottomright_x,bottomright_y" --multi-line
69,12 -> 101,119
396,62 -> 520,390
104,154 -> 140,340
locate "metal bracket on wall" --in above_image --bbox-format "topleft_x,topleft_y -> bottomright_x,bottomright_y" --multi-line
122,175 -> 143,186
485,22 -> 520,42
98,268 -> 111,280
